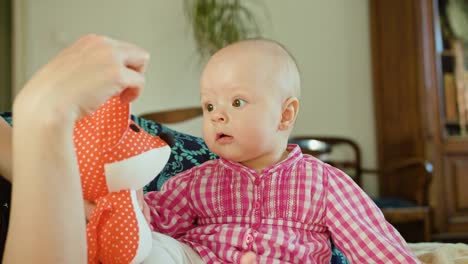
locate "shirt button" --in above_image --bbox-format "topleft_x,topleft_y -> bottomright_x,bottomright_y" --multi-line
254,178 -> 261,185
246,234 -> 253,243
255,201 -> 261,209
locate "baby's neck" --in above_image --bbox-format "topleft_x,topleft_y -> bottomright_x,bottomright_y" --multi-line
240,148 -> 290,174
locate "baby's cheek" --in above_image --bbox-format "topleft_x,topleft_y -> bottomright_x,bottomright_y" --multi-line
202,123 -> 212,140
202,131 -> 214,146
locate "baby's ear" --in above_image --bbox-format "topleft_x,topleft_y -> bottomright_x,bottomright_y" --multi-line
278,97 -> 299,131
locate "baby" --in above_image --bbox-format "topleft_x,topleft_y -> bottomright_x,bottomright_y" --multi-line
143,39 -> 421,263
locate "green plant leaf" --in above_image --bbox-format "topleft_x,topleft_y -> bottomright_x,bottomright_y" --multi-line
184,0 -> 263,58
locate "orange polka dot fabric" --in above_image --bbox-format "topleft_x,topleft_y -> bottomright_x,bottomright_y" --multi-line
73,96 -> 169,264
87,190 -> 140,264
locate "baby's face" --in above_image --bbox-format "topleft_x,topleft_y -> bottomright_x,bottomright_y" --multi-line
200,48 -> 285,167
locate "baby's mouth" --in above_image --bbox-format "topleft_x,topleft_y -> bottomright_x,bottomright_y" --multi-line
216,132 -> 233,141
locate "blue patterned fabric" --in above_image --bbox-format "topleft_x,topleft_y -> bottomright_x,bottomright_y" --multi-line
131,115 -> 218,192
373,197 -> 416,208
0,111 -> 349,264
0,112 -> 11,126
331,240 -> 350,264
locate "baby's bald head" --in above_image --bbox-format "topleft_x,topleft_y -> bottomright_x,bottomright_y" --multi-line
201,39 -> 301,100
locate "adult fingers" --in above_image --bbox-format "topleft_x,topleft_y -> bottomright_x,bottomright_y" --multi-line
136,189 -> 145,208
84,200 -> 96,223
0,119 -> 12,182
240,251 -> 256,264
142,201 -> 151,225
113,39 -> 150,74
118,67 -> 145,103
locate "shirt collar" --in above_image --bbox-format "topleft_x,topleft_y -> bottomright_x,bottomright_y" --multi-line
219,144 -> 303,175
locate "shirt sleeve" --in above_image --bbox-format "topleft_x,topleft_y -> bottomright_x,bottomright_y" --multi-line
144,169 -> 196,238
324,165 -> 420,263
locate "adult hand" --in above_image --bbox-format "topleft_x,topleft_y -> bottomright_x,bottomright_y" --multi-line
5,34 -> 150,264
84,200 -> 96,223
14,34 -> 149,121
240,251 -> 256,264
0,118 -> 12,182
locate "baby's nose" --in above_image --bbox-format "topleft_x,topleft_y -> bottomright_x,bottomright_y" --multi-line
211,110 -> 228,123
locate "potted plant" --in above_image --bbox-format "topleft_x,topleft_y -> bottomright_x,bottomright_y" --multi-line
446,0 -> 468,42
184,0 -> 263,58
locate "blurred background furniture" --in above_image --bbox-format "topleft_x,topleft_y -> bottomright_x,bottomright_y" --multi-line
289,136 -> 433,242
139,106 -> 203,124
289,136 -> 364,186
370,0 -> 468,243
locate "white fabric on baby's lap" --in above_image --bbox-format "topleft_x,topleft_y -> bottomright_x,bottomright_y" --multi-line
142,232 -> 204,264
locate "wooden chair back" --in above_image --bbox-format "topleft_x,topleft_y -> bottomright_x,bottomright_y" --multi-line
139,106 -> 203,124
289,135 -> 434,241
288,136 -> 363,187
379,158 -> 432,206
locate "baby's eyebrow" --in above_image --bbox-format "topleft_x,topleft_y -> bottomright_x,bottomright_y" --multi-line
232,92 -> 246,97
230,91 -> 250,100
200,92 -> 213,99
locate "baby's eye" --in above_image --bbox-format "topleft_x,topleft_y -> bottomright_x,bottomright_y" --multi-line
232,99 -> 246,108
205,103 -> 214,112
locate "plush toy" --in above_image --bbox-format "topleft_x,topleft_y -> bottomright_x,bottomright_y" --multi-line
73,96 -> 171,264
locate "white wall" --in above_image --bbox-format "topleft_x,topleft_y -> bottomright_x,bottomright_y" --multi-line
255,1 -> 376,194
13,0 -> 377,196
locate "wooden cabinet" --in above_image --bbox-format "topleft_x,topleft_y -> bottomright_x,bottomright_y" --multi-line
370,0 -> 468,242
444,154 -> 468,232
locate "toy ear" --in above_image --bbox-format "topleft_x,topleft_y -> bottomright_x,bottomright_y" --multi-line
92,96 -> 130,151
158,132 -> 175,148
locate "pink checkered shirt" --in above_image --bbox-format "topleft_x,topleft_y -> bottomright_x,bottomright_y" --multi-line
145,145 -> 419,263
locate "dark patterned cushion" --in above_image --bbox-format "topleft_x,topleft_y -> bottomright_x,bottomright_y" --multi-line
131,115 -> 217,192
331,240 -> 350,264
0,112 -> 11,126
0,111 -> 349,264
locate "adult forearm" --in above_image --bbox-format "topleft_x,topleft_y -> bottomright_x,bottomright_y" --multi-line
0,118 -> 12,182
3,34 -> 149,263
3,100 -> 86,263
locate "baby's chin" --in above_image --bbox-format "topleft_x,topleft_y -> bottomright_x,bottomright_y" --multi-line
210,147 -> 243,162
